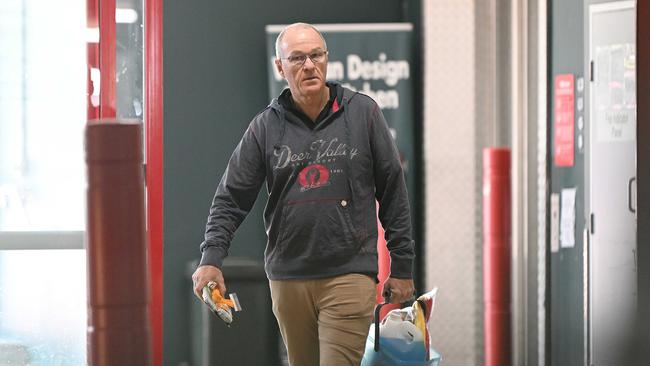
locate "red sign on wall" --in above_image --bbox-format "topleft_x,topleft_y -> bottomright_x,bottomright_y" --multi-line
554,74 -> 575,167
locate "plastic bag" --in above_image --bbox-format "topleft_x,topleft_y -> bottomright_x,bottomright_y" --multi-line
380,288 -> 438,359
361,288 -> 441,366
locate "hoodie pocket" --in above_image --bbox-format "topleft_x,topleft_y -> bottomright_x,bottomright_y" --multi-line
274,198 -> 366,260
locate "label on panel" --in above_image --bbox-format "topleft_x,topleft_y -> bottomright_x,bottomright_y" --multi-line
554,74 -> 575,167
560,187 -> 577,248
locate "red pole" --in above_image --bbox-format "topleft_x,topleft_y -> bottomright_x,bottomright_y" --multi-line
376,203 -> 400,318
86,120 -> 151,365
145,1 -> 164,364
376,202 -> 390,305
483,148 -> 511,366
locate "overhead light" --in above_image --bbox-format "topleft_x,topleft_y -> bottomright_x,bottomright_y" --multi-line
116,8 -> 138,24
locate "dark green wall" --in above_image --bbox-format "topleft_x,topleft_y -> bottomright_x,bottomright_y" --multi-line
163,1 -> 421,364
549,2 -> 585,365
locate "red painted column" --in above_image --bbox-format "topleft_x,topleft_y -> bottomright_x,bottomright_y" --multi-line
145,0 -> 164,364
376,203 -> 400,318
86,121 -> 151,365
483,148 -> 511,366
376,219 -> 390,301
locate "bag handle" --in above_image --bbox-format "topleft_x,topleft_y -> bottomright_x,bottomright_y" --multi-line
373,289 -> 425,352
373,290 -> 392,352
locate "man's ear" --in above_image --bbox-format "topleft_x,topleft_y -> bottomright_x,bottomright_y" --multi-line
275,59 -> 285,78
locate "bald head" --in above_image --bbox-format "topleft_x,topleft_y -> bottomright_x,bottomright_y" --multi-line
275,23 -> 327,60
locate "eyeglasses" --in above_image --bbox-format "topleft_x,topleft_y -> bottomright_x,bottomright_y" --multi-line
282,50 -> 328,67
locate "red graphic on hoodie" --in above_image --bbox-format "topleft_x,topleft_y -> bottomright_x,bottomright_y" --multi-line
298,164 -> 330,191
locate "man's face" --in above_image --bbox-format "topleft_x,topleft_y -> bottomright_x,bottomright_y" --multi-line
275,27 -> 328,99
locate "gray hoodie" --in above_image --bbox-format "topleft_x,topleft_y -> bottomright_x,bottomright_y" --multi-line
199,82 -> 414,280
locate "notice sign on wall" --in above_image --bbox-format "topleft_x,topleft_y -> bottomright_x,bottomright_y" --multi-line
554,74 -> 575,167
594,44 -> 636,142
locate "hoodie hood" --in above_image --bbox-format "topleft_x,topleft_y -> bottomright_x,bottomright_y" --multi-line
270,82 -> 352,115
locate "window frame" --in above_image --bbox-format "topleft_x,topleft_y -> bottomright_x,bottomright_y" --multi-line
0,231 -> 84,250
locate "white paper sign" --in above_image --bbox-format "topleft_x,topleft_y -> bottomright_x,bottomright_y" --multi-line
560,187 -> 577,248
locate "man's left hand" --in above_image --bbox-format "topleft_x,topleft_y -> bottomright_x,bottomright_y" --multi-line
382,277 -> 415,304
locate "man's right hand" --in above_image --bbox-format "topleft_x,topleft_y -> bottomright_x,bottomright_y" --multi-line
192,265 -> 226,300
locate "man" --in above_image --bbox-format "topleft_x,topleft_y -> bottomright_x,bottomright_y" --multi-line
192,22 -> 415,366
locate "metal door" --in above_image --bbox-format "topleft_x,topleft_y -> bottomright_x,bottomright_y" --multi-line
587,2 -> 637,365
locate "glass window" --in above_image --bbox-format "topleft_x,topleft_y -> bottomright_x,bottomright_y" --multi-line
0,0 -> 86,232
0,1 -> 87,365
0,250 -> 87,365
116,2 -> 144,120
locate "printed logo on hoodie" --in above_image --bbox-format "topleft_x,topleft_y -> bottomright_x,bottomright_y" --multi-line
273,137 -> 359,170
273,137 -> 360,193
298,164 -> 330,191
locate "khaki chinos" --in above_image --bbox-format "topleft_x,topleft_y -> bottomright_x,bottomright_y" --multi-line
269,273 -> 376,366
